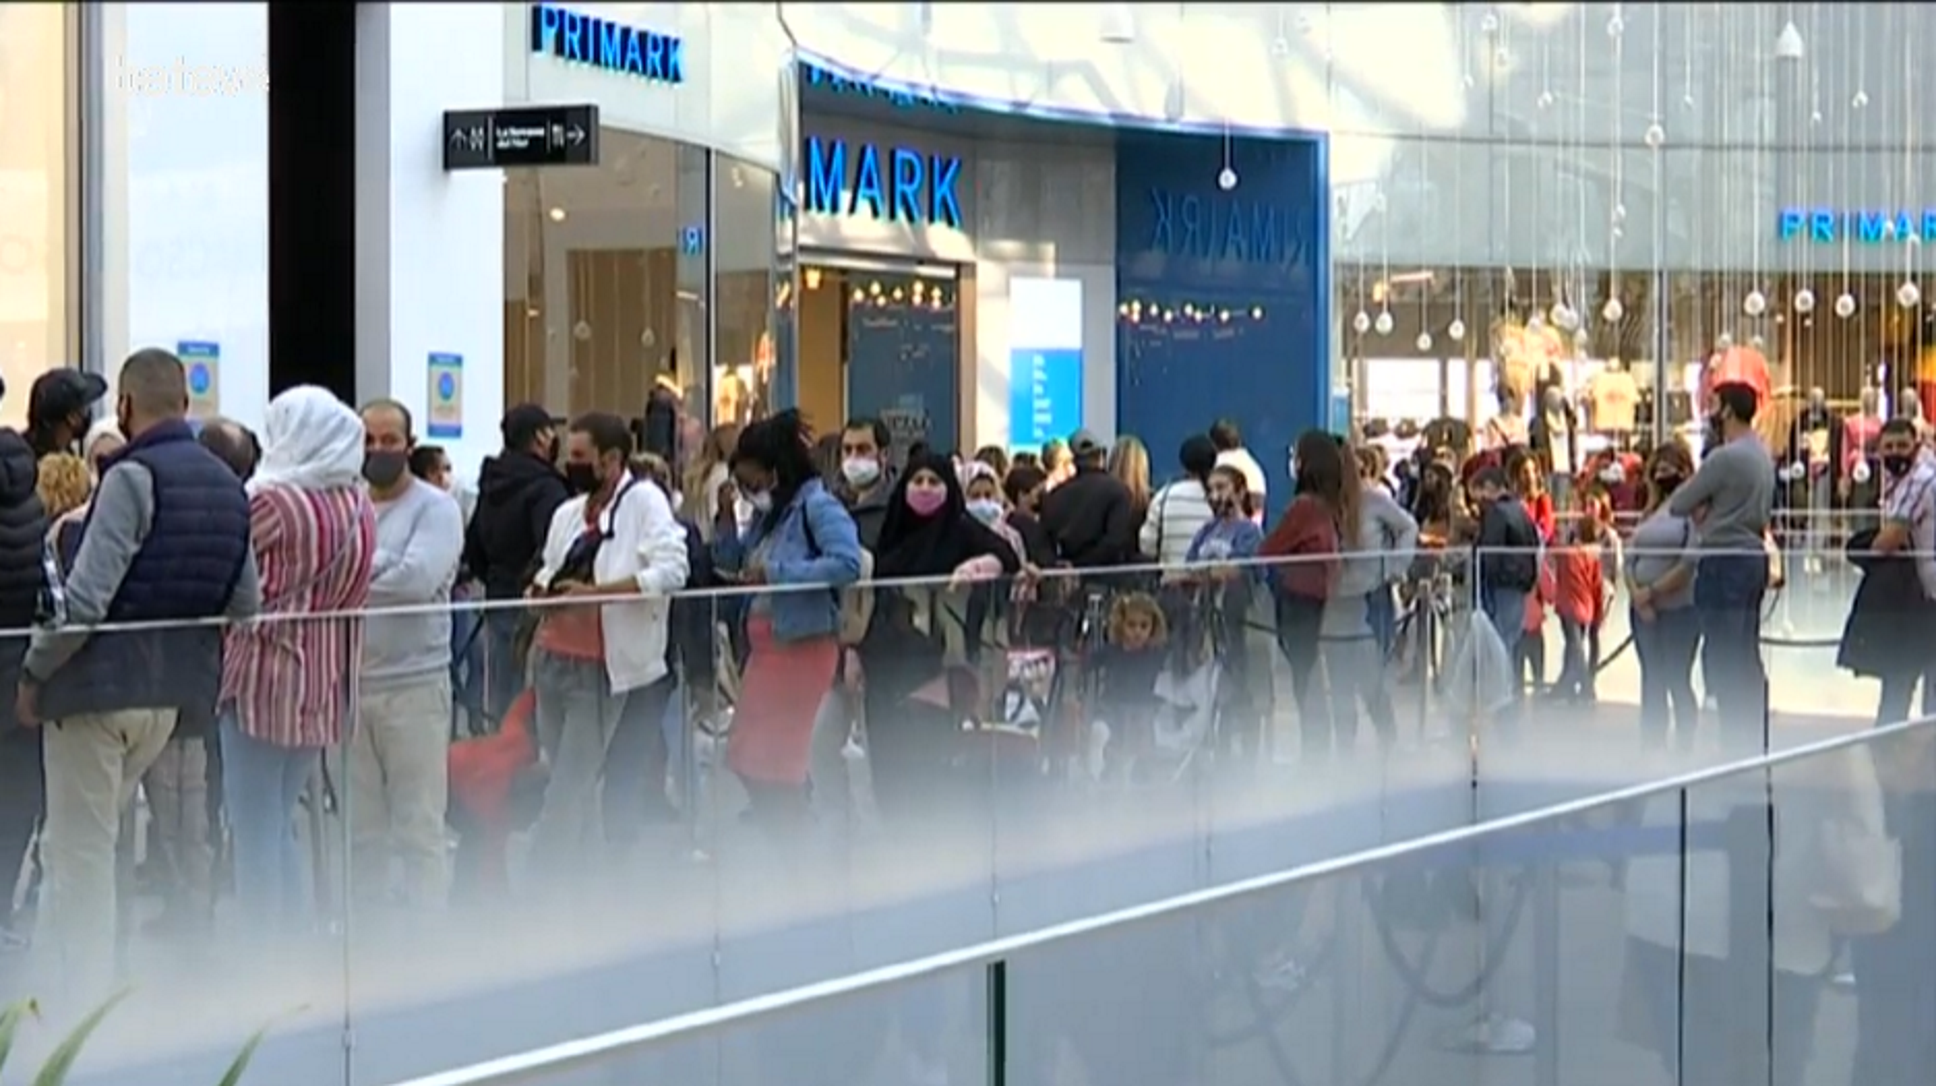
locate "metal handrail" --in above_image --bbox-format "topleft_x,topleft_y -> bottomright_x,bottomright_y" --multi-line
385,710 -> 1936,1086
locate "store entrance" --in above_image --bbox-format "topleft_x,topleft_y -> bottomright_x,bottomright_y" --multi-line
797,258 -> 962,462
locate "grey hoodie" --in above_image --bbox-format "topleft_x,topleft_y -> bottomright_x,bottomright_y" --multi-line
1333,486 -> 1421,600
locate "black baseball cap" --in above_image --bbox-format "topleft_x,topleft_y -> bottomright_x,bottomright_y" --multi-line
29,368 -> 109,425
500,402 -> 557,448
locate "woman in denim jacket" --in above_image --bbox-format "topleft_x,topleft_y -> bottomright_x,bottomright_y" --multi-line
713,411 -> 864,825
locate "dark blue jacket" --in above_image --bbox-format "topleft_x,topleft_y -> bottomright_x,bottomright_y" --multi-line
39,419 -> 251,720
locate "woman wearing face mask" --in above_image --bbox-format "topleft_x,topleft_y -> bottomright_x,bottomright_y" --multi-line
859,453 -> 1021,825
960,460 -> 1025,564
1625,441 -> 1701,749
714,411 -> 864,828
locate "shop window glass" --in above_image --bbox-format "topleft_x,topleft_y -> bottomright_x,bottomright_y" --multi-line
713,155 -> 778,429
503,129 -> 706,470
0,3 -> 76,430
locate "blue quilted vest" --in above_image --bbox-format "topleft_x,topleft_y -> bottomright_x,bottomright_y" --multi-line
40,419 -> 251,720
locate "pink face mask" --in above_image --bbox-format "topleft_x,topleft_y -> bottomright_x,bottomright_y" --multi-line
905,488 -> 947,516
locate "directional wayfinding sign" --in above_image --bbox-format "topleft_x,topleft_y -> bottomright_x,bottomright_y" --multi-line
442,105 -> 599,171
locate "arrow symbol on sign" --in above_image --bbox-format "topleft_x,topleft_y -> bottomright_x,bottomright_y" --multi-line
448,129 -> 465,148
567,125 -> 586,146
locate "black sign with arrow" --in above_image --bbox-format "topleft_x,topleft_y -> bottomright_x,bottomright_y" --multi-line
442,104 -> 599,170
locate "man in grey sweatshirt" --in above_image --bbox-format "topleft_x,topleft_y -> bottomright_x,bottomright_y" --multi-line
354,400 -> 464,914
1668,381 -> 1775,750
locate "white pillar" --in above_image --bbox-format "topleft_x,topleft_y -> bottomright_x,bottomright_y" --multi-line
355,2 -> 504,476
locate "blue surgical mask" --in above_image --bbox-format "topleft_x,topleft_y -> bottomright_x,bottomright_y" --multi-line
966,498 -> 1004,525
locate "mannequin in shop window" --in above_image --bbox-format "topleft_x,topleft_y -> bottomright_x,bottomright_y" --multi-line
1898,385 -> 1933,443
1842,386 -> 1884,511
1531,382 -> 1580,506
1585,359 -> 1640,443
1784,387 -> 1841,575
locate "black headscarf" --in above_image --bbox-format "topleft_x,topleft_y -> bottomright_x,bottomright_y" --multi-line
875,453 -> 1005,579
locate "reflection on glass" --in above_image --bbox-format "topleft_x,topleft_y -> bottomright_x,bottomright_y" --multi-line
714,155 -> 778,428
0,3 -> 74,430
502,129 -> 703,462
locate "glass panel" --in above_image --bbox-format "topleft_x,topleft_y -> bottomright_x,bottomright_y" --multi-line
1,2 -> 77,430
504,129 -> 702,429
713,155 -> 778,429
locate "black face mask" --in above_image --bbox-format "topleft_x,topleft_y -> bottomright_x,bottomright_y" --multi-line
362,450 -> 409,489
1884,454 -> 1915,477
564,462 -> 601,496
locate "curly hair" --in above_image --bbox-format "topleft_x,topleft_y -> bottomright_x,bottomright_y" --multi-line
37,452 -> 91,521
730,409 -> 817,530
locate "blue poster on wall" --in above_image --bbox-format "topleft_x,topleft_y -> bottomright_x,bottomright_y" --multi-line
1009,348 -> 1083,448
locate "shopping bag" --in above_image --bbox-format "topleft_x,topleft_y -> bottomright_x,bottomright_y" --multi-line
1805,745 -> 1901,935
1444,610 -> 1515,717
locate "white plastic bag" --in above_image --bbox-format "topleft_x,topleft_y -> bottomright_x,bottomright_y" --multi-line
1806,745 -> 1901,935
1444,610 -> 1516,718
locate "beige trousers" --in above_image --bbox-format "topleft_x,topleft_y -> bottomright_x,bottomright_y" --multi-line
38,708 -> 176,1003
343,675 -> 452,911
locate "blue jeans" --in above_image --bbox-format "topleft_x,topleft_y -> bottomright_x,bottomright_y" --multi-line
1631,604 -> 1701,746
220,711 -> 318,937
1694,553 -> 1769,751
449,595 -> 486,732
481,607 -> 525,728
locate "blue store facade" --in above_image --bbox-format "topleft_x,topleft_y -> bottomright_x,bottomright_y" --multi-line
793,59 -> 1329,513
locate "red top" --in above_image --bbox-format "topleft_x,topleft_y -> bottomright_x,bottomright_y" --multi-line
1550,543 -> 1610,627
1259,496 -> 1340,599
1843,415 -> 1882,481
1523,492 -> 1557,541
535,502 -> 606,662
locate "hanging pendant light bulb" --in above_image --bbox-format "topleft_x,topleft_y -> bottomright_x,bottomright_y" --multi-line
1643,123 -> 1665,149
1216,167 -> 1239,192
1835,293 -> 1858,319
1743,290 -> 1768,317
1714,332 -> 1734,351
1352,311 -> 1371,334
1573,328 -> 1591,352
1448,319 -> 1467,342
1898,281 -> 1922,309
1601,297 -> 1625,323
1852,90 -> 1870,109
1550,302 -> 1579,332
1373,310 -> 1395,336
1480,11 -> 1499,33
1792,288 -> 1816,314
1415,332 -> 1433,352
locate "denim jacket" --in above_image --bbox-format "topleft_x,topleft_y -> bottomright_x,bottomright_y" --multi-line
715,478 -> 864,642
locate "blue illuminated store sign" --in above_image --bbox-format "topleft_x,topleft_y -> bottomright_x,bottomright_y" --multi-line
804,137 -> 963,229
1778,207 -> 1936,244
530,3 -> 684,86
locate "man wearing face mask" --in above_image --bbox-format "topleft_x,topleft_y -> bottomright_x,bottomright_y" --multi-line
1864,419 -> 1936,720
463,403 -> 571,726
834,416 -> 895,550
528,413 -> 687,875
1669,381 -> 1776,752
354,400 -> 463,917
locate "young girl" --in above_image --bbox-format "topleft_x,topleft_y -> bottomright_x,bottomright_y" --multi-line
1505,445 -> 1557,540
1549,489 -> 1621,702
1091,592 -> 1169,780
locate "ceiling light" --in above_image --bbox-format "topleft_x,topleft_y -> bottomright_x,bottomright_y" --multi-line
1099,3 -> 1136,43
547,207 -> 566,223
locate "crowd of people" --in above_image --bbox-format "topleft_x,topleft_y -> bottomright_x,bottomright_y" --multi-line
6,338 -> 1936,1058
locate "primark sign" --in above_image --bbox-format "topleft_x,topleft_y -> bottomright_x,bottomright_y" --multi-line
1778,207 -> 1936,244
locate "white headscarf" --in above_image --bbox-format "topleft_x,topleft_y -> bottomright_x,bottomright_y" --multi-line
248,385 -> 365,494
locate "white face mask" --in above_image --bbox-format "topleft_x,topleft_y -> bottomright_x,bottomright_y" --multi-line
966,498 -> 1004,525
841,456 -> 881,488
746,489 -> 773,513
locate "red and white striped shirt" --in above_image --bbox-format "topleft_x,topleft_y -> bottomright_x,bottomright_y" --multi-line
221,484 -> 376,748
